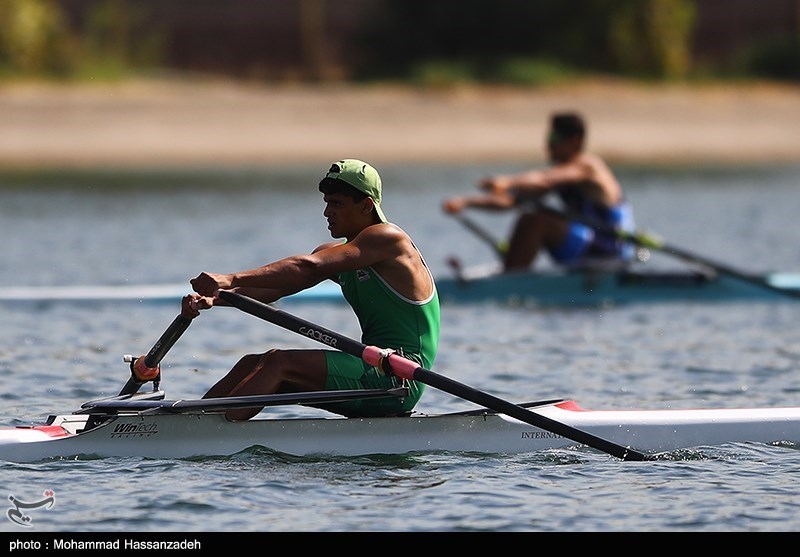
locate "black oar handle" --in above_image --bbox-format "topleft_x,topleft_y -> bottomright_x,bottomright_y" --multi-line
218,290 -> 651,462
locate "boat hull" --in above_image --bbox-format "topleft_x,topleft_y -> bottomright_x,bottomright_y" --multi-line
433,268 -> 800,306
2,270 -> 798,306
2,400 -> 799,463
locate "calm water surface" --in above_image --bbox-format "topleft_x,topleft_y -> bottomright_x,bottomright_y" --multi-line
1,163 -> 800,533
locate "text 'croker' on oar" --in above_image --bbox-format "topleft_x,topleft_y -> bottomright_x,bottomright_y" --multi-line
217,289 -> 653,462
118,313 -> 193,396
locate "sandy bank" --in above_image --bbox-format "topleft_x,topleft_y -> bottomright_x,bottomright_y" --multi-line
1,79 -> 800,169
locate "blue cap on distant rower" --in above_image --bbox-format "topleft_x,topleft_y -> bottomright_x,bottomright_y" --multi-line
323,159 -> 387,223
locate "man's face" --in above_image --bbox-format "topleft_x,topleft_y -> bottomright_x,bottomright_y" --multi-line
547,130 -> 579,163
322,192 -> 369,239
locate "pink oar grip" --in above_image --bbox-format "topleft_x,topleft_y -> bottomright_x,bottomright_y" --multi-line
361,346 -> 418,380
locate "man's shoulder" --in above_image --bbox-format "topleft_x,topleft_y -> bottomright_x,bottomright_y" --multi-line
357,222 -> 407,240
563,152 -> 617,184
572,151 -> 608,168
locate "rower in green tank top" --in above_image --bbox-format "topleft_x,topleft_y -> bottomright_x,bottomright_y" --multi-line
171,159 -> 440,420
321,236 -> 440,416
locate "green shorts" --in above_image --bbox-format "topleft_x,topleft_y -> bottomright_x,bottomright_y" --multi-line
317,350 -> 425,417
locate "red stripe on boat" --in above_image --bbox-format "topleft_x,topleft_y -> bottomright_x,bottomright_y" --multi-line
30,426 -> 72,438
555,400 -> 586,411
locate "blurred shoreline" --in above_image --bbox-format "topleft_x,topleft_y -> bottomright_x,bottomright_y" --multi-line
2,78 -> 800,170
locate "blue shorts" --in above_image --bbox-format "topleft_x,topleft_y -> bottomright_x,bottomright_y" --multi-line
315,350 -> 425,417
548,222 -> 595,264
549,222 -> 635,264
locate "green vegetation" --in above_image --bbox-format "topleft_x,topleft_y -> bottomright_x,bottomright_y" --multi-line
606,0 -> 695,80
405,57 -> 580,88
0,0 -> 163,81
1,0 -> 797,85
736,36 -> 800,81
354,0 -> 698,83
0,0 -> 72,78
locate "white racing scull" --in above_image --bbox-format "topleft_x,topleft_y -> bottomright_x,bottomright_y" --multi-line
2,386 -> 799,463
2,294 -> 799,464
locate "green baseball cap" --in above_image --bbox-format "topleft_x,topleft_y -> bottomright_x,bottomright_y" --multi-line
323,159 -> 387,223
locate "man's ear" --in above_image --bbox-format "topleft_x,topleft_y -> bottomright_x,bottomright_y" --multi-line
362,197 -> 376,218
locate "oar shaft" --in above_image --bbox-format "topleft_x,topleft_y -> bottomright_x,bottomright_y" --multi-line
143,315 -> 193,368
118,314 -> 192,396
218,290 -> 650,461
363,345 -> 643,460
654,241 -> 799,298
413,368 -> 643,460
451,213 -> 507,257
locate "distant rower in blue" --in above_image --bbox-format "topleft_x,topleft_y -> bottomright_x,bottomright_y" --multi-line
443,111 -> 637,272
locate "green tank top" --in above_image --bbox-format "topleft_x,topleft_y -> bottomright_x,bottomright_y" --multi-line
335,253 -> 440,370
